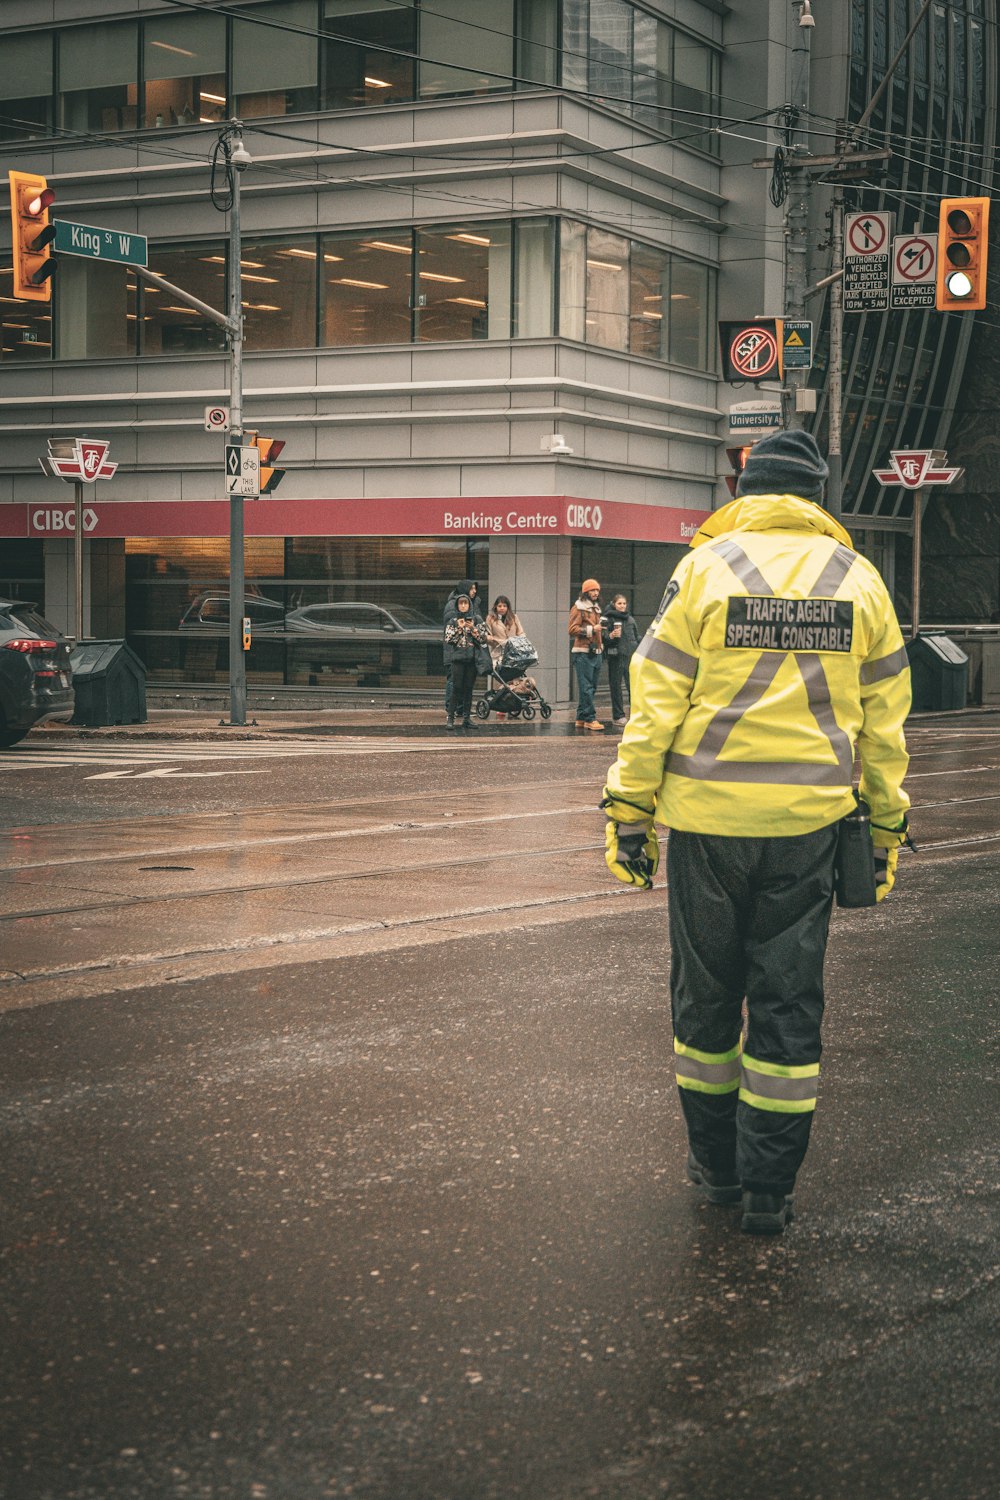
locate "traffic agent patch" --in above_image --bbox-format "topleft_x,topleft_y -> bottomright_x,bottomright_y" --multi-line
725,596 -> 854,652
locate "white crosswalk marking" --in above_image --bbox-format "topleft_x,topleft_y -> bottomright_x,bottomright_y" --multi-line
0,736 -> 486,776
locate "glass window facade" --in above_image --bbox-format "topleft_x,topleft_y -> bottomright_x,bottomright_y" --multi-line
125,535 -> 487,687
233,0 -> 319,118
11,1 -> 715,134
59,21 -> 139,135
560,221 -> 715,369
144,243 -> 228,356
7,216 -> 705,363
415,224 -> 512,342
563,0 -> 720,150
143,12 -> 227,129
321,232 -> 413,346
1,268 -> 52,359
419,0 -> 515,99
322,1 -> 416,109
0,31 -> 53,142
241,238 -> 318,349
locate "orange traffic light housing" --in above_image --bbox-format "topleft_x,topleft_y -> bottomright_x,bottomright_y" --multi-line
936,196 -> 990,311
724,445 -> 753,497
249,433 -> 286,494
9,170 -> 56,302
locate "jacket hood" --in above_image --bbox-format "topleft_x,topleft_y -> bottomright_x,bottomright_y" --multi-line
690,494 -> 853,551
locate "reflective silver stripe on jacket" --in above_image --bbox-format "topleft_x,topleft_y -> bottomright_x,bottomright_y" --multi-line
860,644 -> 910,685
633,634 -> 699,678
666,538 -> 858,787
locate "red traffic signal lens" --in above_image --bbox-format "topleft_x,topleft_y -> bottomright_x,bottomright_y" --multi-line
946,208 -> 974,236
25,187 -> 55,216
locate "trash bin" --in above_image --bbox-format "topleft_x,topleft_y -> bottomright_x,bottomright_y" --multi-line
905,633 -> 968,712
69,640 -> 147,727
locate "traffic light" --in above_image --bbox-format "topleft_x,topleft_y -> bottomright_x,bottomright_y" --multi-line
8,170 -> 56,301
725,445 -> 753,497
936,197 -> 990,311
249,433 -> 286,494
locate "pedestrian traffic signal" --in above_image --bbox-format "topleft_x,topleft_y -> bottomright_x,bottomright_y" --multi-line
8,170 -> 56,301
249,433 -> 286,494
725,445 -> 753,497
936,196 -> 990,310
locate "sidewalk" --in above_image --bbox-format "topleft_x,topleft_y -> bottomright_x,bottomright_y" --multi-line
32,701 -> 1000,743
34,703 -> 587,741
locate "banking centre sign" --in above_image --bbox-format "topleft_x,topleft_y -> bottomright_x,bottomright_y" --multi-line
3,496 -> 710,544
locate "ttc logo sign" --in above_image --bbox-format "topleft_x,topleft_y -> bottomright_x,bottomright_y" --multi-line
567,504 -> 603,532
40,437 -> 118,483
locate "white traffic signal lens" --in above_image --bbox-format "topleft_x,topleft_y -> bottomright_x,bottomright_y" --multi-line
945,270 -> 975,298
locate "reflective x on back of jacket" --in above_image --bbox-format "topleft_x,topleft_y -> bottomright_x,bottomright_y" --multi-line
607,495 -> 911,838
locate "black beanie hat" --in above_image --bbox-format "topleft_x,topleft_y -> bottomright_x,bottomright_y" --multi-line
735,429 -> 829,502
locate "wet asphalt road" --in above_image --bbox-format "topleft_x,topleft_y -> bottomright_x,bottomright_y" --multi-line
1,716 -> 999,1498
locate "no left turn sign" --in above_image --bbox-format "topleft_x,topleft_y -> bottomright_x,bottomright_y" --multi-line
893,235 -> 935,282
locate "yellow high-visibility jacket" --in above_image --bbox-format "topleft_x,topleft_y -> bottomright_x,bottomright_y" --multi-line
606,493 -> 911,837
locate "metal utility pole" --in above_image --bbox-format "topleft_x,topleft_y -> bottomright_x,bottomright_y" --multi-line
224,125 -> 251,727
784,0 -> 815,429
826,180 -> 845,520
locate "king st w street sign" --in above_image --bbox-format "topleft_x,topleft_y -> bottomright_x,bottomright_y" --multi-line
53,219 -> 148,267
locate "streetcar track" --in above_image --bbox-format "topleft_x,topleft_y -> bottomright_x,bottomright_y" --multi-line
0,886 -> 628,988
0,838 -> 604,925
3,820 -> 998,928
1,802 -> 595,873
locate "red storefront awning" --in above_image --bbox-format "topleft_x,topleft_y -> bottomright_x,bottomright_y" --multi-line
1,495 -> 709,545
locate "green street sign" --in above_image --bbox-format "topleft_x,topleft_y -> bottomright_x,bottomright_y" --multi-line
53,219 -> 148,267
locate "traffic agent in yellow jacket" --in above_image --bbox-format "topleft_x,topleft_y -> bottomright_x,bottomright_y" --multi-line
603,429 -> 911,1235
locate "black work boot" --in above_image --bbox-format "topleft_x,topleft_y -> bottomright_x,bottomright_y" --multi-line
741,1191 -> 795,1236
446,713 -> 455,729
686,1151 -> 741,1206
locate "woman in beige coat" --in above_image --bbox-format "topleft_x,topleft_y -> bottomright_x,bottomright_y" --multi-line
485,596 -> 524,720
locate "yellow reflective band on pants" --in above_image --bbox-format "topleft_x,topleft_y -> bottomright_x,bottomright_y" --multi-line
674,1038 -> 742,1095
739,1053 -> 819,1114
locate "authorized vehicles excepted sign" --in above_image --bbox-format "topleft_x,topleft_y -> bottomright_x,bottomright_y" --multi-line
844,210 -> 894,312
225,444 -> 260,497
890,234 -> 937,309
53,219 -> 148,267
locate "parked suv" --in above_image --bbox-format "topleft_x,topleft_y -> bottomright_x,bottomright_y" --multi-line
0,600 -> 74,747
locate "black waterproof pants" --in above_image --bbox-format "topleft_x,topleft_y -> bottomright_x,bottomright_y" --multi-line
607,653 -> 628,720
667,825 -> 838,1196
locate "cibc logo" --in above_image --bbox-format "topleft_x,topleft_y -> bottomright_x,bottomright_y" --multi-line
567,503 -> 603,531
31,507 -> 99,534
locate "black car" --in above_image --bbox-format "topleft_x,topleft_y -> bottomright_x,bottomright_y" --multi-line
0,600 -> 74,747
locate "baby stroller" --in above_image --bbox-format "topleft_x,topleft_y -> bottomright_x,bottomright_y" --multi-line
475,635 -> 552,721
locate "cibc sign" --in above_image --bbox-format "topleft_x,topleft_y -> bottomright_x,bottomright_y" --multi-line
31,505 -> 99,535
566,503 -> 604,532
